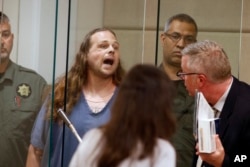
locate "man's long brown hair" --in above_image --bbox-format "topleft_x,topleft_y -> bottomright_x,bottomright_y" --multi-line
48,28 -> 125,121
96,64 -> 176,166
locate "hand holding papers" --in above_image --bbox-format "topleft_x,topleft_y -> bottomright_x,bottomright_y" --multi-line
194,91 -> 217,153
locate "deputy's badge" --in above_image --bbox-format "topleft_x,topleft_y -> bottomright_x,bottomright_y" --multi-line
16,83 -> 32,98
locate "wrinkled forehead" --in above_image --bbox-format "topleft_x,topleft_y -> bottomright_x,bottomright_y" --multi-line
168,20 -> 197,36
0,21 -> 11,32
92,31 -> 116,41
180,55 -> 193,70
90,31 -> 118,47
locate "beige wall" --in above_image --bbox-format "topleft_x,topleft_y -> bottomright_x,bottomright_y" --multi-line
240,0 -> 250,83
103,0 -> 250,84
3,0 -> 249,84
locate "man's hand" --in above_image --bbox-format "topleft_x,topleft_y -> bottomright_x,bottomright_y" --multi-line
196,135 -> 225,167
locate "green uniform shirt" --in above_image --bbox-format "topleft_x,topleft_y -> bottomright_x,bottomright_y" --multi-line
0,60 -> 47,167
171,80 -> 195,167
159,64 -> 195,167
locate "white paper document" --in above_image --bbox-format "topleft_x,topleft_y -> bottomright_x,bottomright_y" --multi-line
194,91 -> 216,153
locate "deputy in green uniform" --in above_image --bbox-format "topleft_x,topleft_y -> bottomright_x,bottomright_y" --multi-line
159,13 -> 198,167
0,11 -> 47,167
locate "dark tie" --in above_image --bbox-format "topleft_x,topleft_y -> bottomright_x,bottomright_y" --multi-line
213,107 -> 219,118
212,107 -> 220,133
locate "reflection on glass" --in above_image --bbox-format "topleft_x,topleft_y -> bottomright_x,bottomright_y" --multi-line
1,0 -> 245,166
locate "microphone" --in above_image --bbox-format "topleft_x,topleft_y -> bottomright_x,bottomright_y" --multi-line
57,108 -> 82,143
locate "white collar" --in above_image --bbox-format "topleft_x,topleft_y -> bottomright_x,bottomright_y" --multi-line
214,77 -> 233,112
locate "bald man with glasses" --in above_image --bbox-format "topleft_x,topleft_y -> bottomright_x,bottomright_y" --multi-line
159,13 -> 198,167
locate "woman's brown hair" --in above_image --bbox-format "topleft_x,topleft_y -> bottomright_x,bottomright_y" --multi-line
96,64 -> 176,167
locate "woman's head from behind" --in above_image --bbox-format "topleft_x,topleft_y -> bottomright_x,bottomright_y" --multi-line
110,64 -> 176,140
98,64 -> 176,166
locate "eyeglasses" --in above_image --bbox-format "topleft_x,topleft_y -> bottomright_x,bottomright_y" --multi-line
176,71 -> 201,80
164,32 -> 196,44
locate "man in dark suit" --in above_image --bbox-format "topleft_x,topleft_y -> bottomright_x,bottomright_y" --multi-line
178,40 -> 250,167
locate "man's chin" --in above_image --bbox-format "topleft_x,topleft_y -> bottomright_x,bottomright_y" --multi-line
171,57 -> 181,65
171,62 -> 181,68
0,54 -> 9,62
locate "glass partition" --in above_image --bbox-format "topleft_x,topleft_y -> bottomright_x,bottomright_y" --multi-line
0,0 -> 247,166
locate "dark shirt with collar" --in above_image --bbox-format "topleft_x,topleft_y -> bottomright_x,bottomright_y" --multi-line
159,64 -> 195,167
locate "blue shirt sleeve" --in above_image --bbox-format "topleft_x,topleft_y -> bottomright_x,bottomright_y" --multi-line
30,96 -> 50,150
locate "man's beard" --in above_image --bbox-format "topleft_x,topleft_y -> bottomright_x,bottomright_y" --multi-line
0,52 -> 8,64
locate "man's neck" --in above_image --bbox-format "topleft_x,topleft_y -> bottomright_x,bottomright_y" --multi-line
0,58 -> 10,73
162,62 -> 181,80
83,75 -> 116,98
203,77 -> 233,105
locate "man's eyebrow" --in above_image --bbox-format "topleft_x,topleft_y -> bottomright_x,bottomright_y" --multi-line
1,29 -> 11,33
99,40 -> 119,44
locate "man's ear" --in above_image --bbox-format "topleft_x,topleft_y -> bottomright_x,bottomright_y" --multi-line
160,33 -> 166,46
196,74 -> 207,88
